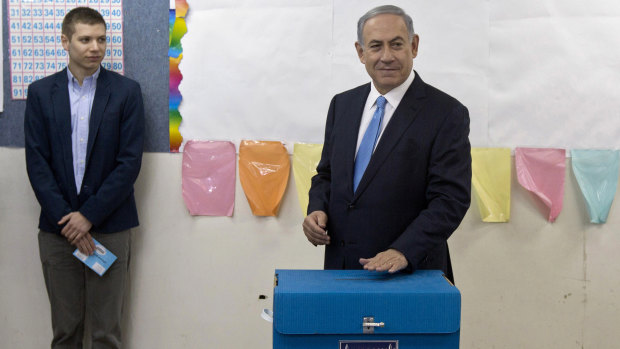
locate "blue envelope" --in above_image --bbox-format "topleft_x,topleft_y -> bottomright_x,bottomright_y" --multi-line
73,238 -> 117,276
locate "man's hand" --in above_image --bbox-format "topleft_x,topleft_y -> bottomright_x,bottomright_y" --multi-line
302,210 -> 330,246
74,232 -> 96,255
59,212 -> 93,245
360,249 -> 408,273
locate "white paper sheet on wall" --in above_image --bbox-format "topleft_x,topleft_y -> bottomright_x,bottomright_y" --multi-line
179,0 -> 489,150
179,0 -> 333,150
179,0 -> 620,151
489,0 -> 620,149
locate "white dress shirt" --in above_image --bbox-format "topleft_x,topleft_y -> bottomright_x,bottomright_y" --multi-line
355,70 -> 416,157
68,67 -> 100,194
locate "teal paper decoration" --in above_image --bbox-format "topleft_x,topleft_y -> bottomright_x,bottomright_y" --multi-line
571,150 -> 620,224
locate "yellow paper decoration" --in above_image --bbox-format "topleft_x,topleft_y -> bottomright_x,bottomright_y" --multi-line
292,143 -> 323,216
471,148 -> 511,222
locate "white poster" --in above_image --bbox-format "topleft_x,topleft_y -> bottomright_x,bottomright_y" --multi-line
179,0 -> 334,150
488,0 -> 620,149
179,0 -> 620,151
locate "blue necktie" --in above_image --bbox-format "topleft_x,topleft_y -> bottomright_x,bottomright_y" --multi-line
353,96 -> 387,192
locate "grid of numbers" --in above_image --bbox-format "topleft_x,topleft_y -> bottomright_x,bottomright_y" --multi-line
7,0 -> 124,100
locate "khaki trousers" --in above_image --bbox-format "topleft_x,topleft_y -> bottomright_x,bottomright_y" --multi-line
38,230 -> 131,349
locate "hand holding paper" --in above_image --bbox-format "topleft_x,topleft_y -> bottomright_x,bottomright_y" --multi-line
74,238 -> 117,276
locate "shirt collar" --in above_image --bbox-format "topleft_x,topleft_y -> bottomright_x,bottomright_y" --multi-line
67,66 -> 101,86
368,70 -> 416,109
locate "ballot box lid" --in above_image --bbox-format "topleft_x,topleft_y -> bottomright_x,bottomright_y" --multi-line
273,269 -> 460,335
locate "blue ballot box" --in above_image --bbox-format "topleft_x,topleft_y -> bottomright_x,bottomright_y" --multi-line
272,269 -> 460,349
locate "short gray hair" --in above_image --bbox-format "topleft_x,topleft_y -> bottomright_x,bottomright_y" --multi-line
357,5 -> 414,47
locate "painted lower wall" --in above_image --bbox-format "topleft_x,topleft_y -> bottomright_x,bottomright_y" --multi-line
1,148 -> 618,348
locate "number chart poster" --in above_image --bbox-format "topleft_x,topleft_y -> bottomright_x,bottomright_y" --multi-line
7,0 -> 124,100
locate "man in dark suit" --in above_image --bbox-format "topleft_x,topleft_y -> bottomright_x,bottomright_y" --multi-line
24,7 -> 144,348
303,5 -> 471,282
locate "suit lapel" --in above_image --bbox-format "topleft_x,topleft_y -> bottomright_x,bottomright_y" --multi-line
344,84 -> 371,196
51,69 -> 79,201
353,73 -> 427,200
86,68 -> 111,167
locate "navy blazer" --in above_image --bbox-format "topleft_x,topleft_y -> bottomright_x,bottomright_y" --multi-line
25,68 -> 144,234
308,72 -> 471,282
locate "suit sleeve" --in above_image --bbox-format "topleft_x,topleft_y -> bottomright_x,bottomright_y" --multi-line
390,103 -> 472,267
78,82 -> 145,227
307,96 -> 337,214
24,85 -> 73,225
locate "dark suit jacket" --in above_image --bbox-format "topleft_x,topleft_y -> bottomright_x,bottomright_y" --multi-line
308,72 -> 471,282
25,68 -> 144,234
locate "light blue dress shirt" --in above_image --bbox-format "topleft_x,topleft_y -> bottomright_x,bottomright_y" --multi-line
68,67 -> 100,194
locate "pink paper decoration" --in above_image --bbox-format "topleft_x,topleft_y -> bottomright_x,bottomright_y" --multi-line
182,141 -> 236,216
515,147 -> 566,222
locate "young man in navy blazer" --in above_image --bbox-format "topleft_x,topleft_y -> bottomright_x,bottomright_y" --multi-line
25,7 -> 144,348
303,5 -> 471,282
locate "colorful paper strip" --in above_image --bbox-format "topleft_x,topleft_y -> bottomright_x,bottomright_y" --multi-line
292,143 -> 323,216
169,0 -> 188,152
472,148 -> 511,222
239,141 -> 290,217
169,54 -> 184,151
571,149 -> 620,224
515,147 -> 566,222
182,141 -> 236,216
169,16 -> 187,59
174,0 -> 188,17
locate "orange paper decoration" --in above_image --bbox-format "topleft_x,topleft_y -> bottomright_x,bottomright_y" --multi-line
239,141 -> 290,216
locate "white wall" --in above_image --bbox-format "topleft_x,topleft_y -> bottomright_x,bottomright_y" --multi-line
1,148 -> 619,348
